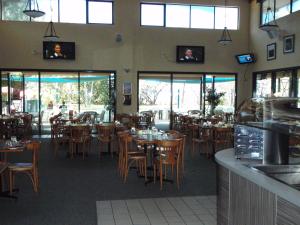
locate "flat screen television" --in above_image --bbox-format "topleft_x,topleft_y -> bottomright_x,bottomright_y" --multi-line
176,46 -> 204,63
43,41 -> 75,60
236,53 -> 255,64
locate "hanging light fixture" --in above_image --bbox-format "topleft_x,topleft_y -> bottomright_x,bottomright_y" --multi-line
43,0 -> 59,40
218,0 -> 232,45
259,0 -> 279,32
23,0 -> 45,18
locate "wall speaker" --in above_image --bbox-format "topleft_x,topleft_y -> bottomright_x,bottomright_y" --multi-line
116,34 -> 122,43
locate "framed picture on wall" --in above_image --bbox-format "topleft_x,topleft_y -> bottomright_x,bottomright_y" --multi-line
267,43 -> 276,61
123,81 -> 132,95
283,34 -> 295,54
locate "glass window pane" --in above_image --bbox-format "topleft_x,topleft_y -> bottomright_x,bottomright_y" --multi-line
274,71 -> 292,97
191,6 -> 214,29
33,0 -> 58,22
88,1 -> 113,24
256,73 -> 272,98
141,4 -> 164,26
275,0 -> 291,19
166,4 -> 190,28
215,7 -> 238,30
292,0 -> 300,12
261,0 -> 275,24
2,0 -> 29,21
1,72 -> 9,114
60,0 -> 86,24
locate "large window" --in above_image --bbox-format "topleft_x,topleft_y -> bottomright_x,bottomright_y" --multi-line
275,0 -> 291,19
292,0 -> 300,12
166,5 -> 190,28
140,3 -> 164,26
88,1 -> 113,24
0,0 -> 113,25
140,3 -> 239,30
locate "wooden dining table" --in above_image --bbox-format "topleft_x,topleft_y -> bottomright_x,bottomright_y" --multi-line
131,130 -> 178,184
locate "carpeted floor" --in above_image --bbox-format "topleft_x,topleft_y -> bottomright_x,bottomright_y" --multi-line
0,138 -> 216,225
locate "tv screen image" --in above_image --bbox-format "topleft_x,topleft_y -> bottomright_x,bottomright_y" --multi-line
176,46 -> 204,63
236,53 -> 255,64
43,41 -> 75,60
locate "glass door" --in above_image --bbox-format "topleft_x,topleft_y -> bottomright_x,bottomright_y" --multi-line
40,72 -> 79,134
172,74 -> 203,114
138,73 -> 171,130
255,73 -> 272,98
275,71 -> 292,97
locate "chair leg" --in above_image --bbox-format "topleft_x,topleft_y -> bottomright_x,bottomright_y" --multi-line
144,158 -> 147,181
153,163 -> 156,184
160,161 -> 163,190
9,170 -> 13,195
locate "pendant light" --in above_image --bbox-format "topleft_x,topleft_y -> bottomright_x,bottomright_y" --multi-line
218,0 -> 232,45
44,0 -> 59,40
259,0 -> 279,32
23,0 -> 45,18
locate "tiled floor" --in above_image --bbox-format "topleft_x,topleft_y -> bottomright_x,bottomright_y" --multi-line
96,196 -> 216,225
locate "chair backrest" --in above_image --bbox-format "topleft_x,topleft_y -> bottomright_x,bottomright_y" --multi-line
71,125 -> 90,141
26,141 -> 41,167
214,127 -> 233,141
157,139 -> 181,164
96,124 -> 115,141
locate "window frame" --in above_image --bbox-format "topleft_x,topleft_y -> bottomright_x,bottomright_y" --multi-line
140,2 -> 165,27
86,0 -> 114,25
140,2 -> 239,30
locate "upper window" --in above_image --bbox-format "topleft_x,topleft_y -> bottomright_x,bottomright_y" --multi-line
261,0 -> 275,24
2,0 -> 29,21
33,0 -> 59,22
88,1 -> 113,24
60,0 -> 86,24
141,3 -> 164,26
275,0 -> 290,19
166,5 -> 190,28
215,7 -> 239,30
1,0 -> 113,25
191,6 -> 214,29
140,3 -> 239,30
292,0 -> 300,12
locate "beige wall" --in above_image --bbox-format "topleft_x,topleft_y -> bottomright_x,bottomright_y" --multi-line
0,0 -> 252,113
250,1 -> 300,72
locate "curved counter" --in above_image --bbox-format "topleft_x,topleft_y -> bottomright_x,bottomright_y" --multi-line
215,149 -> 300,225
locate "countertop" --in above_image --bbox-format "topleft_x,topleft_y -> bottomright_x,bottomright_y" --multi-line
215,149 -> 300,207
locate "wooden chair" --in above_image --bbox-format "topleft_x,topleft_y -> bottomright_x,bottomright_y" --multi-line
116,131 -> 130,177
192,125 -> 213,157
121,136 -> 147,183
154,139 -> 182,190
213,127 -> 233,153
69,125 -> 91,159
53,121 -> 70,157
96,124 -> 115,158
8,141 -> 41,194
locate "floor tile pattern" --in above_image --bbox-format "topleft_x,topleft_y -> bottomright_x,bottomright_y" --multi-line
97,196 -> 216,225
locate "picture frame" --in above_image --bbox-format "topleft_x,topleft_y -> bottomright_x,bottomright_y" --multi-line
267,43 -> 276,61
283,34 -> 295,54
123,81 -> 132,95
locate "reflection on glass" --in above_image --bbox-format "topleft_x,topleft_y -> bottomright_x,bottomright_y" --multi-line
191,6 -> 214,29
261,0 -> 275,24
275,0 -> 290,19
256,73 -> 272,97
1,72 -> 9,114
213,75 -> 236,114
215,7 -> 239,30
60,0 -> 86,23
292,0 -> 300,12
139,74 -> 171,129
172,74 -> 202,113
166,5 -> 190,28
24,72 -> 39,133
40,72 -> 79,128
2,0 -> 29,21
80,73 -> 111,122
33,0 -> 59,22
9,72 -> 23,113
88,1 -> 113,24
275,71 -> 291,97
141,4 -> 164,26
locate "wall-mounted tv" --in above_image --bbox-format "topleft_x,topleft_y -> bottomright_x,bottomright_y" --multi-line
236,53 -> 255,64
43,41 -> 75,60
176,46 -> 205,63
